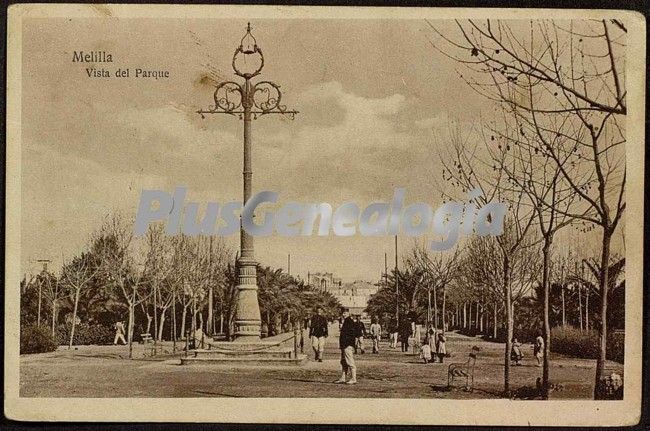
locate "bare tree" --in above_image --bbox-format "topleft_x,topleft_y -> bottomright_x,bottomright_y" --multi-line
486,107 -> 585,397
410,241 -> 462,330
96,215 -> 149,359
429,19 -> 626,397
39,269 -> 64,337
437,123 -> 538,395
141,225 -> 176,342
60,250 -> 99,349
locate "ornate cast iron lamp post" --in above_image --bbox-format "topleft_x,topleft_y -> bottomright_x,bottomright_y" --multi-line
197,23 -> 297,341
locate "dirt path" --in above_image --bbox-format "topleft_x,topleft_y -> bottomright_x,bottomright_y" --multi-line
20,330 -> 622,398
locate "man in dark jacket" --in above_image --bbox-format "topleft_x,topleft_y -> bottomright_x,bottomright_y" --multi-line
335,310 -> 357,384
309,307 -> 328,362
398,318 -> 412,353
354,316 -> 366,354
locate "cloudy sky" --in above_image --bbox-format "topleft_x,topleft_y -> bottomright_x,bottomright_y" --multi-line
20,17 -> 615,281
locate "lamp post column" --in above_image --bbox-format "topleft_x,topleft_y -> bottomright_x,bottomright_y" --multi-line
197,23 -> 297,342
235,78 -> 262,340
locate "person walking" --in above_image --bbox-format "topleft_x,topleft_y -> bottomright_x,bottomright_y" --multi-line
389,317 -> 398,349
309,307 -> 328,362
369,317 -> 382,354
354,315 -> 366,354
436,330 -> 447,363
335,310 -> 357,385
534,333 -> 544,367
113,320 -> 126,345
511,337 -> 524,365
398,318 -> 411,353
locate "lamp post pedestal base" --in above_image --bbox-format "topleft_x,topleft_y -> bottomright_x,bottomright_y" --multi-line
234,255 -> 262,340
180,336 -> 308,366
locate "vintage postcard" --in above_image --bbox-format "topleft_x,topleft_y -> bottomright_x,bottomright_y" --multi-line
5,4 -> 645,425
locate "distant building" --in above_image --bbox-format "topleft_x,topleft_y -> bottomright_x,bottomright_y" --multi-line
307,272 -> 378,317
307,272 -> 342,293
335,280 -> 379,316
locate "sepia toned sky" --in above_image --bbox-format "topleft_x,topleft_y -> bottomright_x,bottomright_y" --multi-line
19,17 -> 621,280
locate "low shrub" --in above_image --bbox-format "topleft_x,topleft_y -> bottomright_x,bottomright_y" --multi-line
20,324 -> 58,354
551,326 -> 624,363
56,322 -> 114,346
551,326 -> 599,358
480,327 -> 538,344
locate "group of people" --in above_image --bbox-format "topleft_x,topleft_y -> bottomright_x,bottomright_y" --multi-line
511,334 -> 545,366
308,308 -> 382,385
420,325 -> 447,364
308,308 -> 455,385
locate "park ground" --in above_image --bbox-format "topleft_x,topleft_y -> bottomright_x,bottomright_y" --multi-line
20,327 -> 622,399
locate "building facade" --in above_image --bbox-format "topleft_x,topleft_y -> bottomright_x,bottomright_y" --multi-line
307,272 -> 378,317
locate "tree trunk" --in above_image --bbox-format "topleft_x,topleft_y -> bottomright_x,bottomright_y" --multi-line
208,284 -> 214,336
560,279 -> 566,328
468,302 -> 472,331
433,285 -> 438,329
172,289 -> 177,352
37,283 -> 42,327
541,237 -> 552,399
191,296 -> 197,339
208,237 -> 214,336
198,310 -> 204,348
578,282 -> 583,330
594,228 -> 612,399
68,288 -> 81,349
51,300 -> 57,337
145,313 -> 152,335
128,301 -> 135,359
180,302 -> 188,339
504,255 -> 513,396
153,284 -> 158,342
157,307 -> 167,341
427,288 -> 431,328
493,301 -> 498,339
585,286 -> 589,331
442,287 -> 447,331
463,302 -> 467,328
128,281 -> 136,359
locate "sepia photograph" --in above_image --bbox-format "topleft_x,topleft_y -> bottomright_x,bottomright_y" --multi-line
4,4 -> 645,425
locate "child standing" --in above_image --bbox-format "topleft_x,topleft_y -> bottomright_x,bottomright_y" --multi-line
420,343 -> 433,364
436,331 -> 447,363
534,334 -> 544,367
